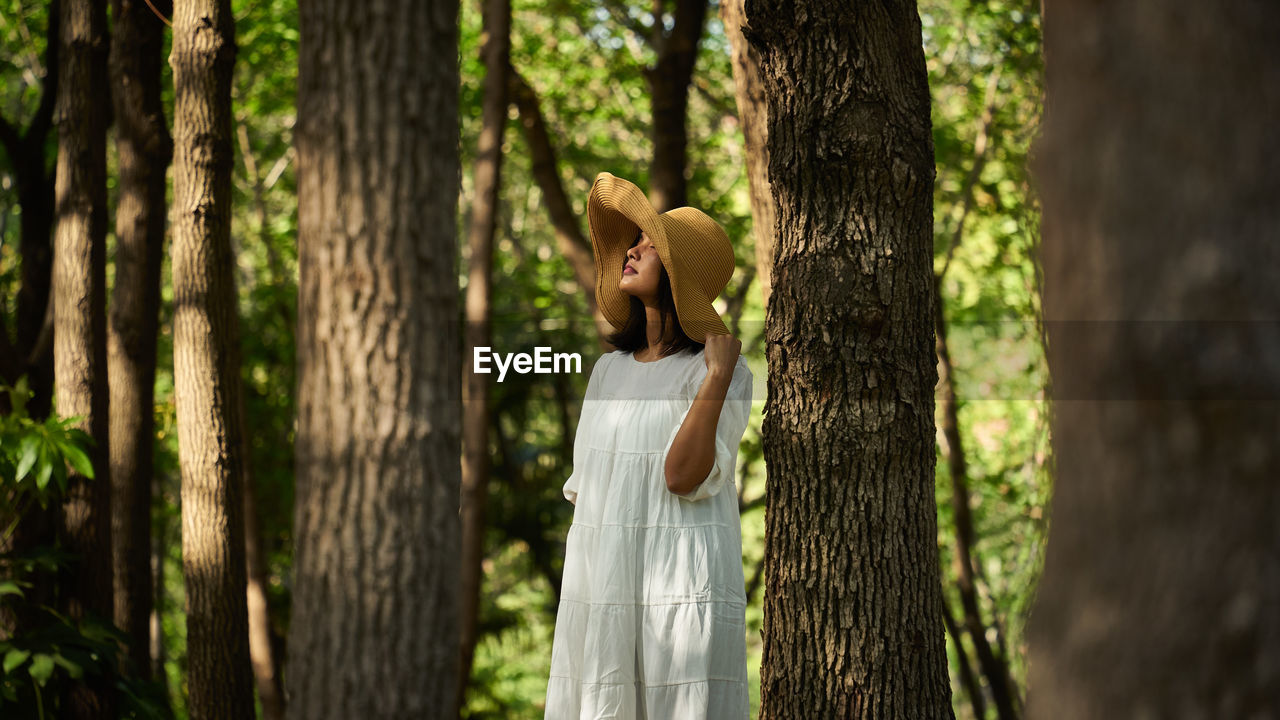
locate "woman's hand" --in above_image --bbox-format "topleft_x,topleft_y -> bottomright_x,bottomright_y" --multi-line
704,333 -> 742,378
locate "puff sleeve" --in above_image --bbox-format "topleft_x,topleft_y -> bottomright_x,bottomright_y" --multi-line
561,352 -> 611,505
660,356 -> 754,502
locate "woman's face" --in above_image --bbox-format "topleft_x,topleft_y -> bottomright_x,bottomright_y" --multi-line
618,230 -> 663,301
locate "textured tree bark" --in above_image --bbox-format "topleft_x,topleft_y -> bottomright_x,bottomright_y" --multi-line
169,0 -> 256,716
457,0 -> 508,712
52,0 -> 115,716
288,0 -> 463,717
107,0 -> 172,682
718,0 -> 775,308
744,1 -> 953,717
1028,2 -> 1280,718
646,0 -> 708,212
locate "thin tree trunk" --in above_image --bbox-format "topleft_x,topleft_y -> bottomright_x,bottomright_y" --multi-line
232,114 -> 288,720
0,3 -> 60,638
942,598 -> 986,720
150,472 -> 173,705
457,0 -> 509,713
935,274 -> 1019,720
107,0 -> 172,681
1028,2 -> 1280,718
169,0 -> 256,715
718,0 -> 775,308
507,68 -> 608,339
53,0 -> 115,715
645,0 -> 708,212
238,386 -> 286,720
0,0 -> 59,420
745,0 -> 953,717
288,0 -> 463,716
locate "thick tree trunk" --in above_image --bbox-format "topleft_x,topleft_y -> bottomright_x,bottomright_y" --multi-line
169,0 -> 256,716
107,0 -> 172,681
52,0 -> 115,716
1028,2 -> 1280,718
288,0 -> 463,717
457,0 -> 508,713
718,0 -> 775,308
646,0 -> 708,212
744,1 -> 953,718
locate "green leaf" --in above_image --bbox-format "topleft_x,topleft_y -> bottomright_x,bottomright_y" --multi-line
3,648 -> 30,673
27,653 -> 53,685
35,452 -> 53,492
15,435 -> 39,481
51,653 -> 83,679
60,441 -> 94,480
0,580 -> 23,597
65,428 -> 94,449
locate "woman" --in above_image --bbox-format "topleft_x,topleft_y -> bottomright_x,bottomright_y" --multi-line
545,172 -> 754,719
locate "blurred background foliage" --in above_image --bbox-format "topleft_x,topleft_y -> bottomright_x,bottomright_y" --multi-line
0,0 -> 1044,717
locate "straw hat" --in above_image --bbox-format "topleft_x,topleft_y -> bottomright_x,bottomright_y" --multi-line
587,172 -> 734,342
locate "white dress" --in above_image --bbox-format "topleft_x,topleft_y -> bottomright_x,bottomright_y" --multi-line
545,347 -> 754,720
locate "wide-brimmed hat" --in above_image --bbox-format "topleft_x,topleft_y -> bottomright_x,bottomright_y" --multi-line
587,172 -> 734,342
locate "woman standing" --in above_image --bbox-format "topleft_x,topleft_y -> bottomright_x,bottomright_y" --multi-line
545,172 -> 754,719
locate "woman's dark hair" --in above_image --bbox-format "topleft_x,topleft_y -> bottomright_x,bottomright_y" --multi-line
605,231 -> 704,359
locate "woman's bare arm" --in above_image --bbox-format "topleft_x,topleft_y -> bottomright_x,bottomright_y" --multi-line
663,366 -> 733,495
664,334 -> 742,495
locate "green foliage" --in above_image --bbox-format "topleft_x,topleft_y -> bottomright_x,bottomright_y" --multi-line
0,378 -> 94,516
0,379 -> 172,719
924,0 -> 1047,716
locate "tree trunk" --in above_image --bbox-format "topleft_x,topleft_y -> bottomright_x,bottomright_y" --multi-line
0,1 -> 61,639
150,472 -> 173,706
169,0 -> 256,716
935,274 -> 1019,720
1028,2 -> 1280,718
52,0 -> 115,715
288,0 -> 463,716
232,115 -> 288,720
718,0 -> 775,308
646,0 -> 709,212
107,0 -> 172,681
0,0 -> 59,421
744,0 -> 953,717
238,386 -> 286,720
507,68 -> 614,343
457,0 -> 508,713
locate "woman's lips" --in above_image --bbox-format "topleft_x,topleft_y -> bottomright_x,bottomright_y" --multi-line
623,265 -> 637,275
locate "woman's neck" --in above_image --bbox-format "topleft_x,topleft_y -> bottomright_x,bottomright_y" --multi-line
641,306 -> 676,357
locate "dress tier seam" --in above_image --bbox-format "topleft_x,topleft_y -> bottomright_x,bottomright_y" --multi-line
570,521 -> 735,530
574,446 -> 675,455
558,597 -> 747,608
548,675 -> 746,688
